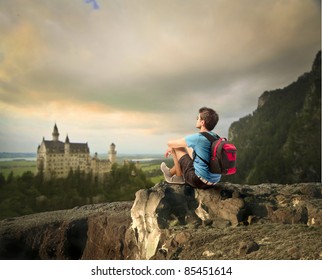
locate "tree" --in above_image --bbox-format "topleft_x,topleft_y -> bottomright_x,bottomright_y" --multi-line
0,173 -> 5,188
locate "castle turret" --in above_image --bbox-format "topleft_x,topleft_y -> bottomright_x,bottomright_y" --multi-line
108,143 -> 117,163
52,124 -> 59,141
65,135 -> 70,153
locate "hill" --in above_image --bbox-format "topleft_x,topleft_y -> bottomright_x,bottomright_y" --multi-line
228,51 -> 321,184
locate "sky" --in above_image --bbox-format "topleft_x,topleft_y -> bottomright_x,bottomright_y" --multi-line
0,0 -> 321,155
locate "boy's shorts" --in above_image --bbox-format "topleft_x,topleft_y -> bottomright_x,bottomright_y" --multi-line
179,154 -> 216,189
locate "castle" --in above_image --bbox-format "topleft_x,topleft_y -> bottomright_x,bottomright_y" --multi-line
37,124 -> 117,180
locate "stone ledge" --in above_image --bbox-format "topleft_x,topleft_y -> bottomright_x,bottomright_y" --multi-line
0,182 -> 321,260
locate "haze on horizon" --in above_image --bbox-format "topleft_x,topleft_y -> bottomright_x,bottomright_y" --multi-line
0,0 -> 320,154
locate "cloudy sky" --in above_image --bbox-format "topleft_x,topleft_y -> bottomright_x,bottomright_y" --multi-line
0,0 -> 320,155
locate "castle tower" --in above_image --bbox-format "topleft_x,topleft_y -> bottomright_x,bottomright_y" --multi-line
108,143 -> 117,163
64,135 -> 70,153
52,124 -> 59,141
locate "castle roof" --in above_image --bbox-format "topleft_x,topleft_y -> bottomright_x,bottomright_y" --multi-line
43,140 -> 64,153
42,140 -> 89,153
69,143 -> 90,153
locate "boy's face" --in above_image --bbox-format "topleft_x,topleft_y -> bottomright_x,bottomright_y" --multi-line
196,114 -> 204,129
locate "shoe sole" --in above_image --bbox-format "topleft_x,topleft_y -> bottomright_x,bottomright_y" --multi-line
161,162 -> 185,185
165,176 -> 185,185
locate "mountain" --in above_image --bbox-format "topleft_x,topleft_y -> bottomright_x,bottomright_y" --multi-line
0,152 -> 36,159
228,51 -> 321,184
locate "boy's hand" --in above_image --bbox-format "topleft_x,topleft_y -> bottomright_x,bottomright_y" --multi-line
165,148 -> 172,158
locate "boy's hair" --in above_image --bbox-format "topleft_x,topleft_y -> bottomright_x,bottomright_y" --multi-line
199,107 -> 219,131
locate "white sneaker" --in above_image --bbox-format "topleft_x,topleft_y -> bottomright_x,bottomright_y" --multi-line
161,162 -> 171,178
161,162 -> 185,184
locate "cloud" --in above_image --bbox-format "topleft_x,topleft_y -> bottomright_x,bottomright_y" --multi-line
0,0 -> 320,153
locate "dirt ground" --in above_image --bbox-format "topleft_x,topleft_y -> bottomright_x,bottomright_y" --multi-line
153,223 -> 322,260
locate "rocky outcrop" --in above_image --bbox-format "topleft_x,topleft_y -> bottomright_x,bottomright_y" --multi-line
0,202 -> 133,260
128,182 -> 322,259
0,182 -> 321,260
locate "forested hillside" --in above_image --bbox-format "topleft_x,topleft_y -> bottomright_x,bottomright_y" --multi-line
0,162 -> 154,219
228,51 -> 321,184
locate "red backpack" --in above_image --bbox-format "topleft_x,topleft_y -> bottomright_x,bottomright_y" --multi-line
196,132 -> 237,175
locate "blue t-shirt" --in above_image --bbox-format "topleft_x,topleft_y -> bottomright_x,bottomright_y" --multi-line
185,132 -> 221,183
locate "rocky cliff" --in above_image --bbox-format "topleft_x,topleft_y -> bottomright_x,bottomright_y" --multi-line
0,182 -> 321,260
228,51 -> 321,184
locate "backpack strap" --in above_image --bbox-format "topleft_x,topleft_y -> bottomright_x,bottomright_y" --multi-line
213,138 -> 224,158
201,132 -> 227,159
193,151 -> 209,165
193,132 -> 220,164
200,132 -> 217,143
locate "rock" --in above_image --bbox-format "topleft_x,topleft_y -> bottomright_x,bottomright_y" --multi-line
0,182 -> 321,260
174,231 -> 192,244
238,240 -> 260,256
0,202 -> 133,260
128,182 -> 247,259
271,206 -> 308,224
129,184 -> 199,259
287,246 -> 301,260
299,184 -> 320,198
194,186 -> 245,226
202,250 -> 216,257
129,187 -> 164,260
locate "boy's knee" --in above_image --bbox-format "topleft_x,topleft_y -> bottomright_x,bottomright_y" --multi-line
173,147 -> 188,160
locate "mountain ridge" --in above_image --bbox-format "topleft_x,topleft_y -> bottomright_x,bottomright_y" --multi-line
228,51 -> 321,184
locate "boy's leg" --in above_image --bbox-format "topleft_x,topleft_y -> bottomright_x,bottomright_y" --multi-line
170,147 -> 188,176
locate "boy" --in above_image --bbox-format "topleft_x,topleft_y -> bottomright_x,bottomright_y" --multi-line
161,107 -> 221,188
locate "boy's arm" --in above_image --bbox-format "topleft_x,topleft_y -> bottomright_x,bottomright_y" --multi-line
167,138 -> 187,148
165,138 -> 187,157
165,138 -> 194,159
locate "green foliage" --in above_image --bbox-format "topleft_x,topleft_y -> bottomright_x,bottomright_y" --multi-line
0,160 -> 37,178
140,158 -> 172,184
226,51 -> 321,184
105,162 -> 154,201
0,162 -> 154,220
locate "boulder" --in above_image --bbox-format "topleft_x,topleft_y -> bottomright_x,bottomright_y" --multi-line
0,202 -> 132,260
128,182 -> 322,259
